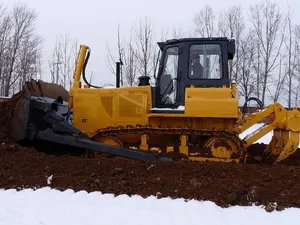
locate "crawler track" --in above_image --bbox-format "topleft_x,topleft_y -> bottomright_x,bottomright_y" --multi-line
92,127 -> 246,161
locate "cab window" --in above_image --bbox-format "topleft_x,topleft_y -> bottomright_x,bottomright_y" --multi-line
189,44 -> 222,79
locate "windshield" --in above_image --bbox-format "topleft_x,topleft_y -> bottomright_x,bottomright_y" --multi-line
189,44 -> 222,79
159,47 -> 179,105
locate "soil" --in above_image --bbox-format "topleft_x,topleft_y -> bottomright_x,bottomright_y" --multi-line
1,86 -> 300,213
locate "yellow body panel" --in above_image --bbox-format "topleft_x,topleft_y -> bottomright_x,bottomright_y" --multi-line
70,86 -> 152,136
184,87 -> 238,118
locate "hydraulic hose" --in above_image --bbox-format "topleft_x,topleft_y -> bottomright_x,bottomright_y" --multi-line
82,48 -> 102,88
242,97 -> 264,118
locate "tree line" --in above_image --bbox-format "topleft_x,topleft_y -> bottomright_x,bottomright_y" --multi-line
1,1 -> 300,108
0,2 -> 80,96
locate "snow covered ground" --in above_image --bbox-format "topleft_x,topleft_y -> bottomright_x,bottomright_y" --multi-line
1,124 -> 300,225
239,123 -> 272,144
1,188 -> 300,225
240,123 -> 300,147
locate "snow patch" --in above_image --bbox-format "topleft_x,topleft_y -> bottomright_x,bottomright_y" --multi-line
46,175 -> 53,185
152,106 -> 185,111
0,188 -> 300,225
239,123 -> 300,148
239,123 -> 273,144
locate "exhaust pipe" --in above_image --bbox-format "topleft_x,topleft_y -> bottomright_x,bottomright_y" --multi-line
116,60 -> 123,88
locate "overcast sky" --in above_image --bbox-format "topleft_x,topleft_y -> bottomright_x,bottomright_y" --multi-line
2,0 -> 300,86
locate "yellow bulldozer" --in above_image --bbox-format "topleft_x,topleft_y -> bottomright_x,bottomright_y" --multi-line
9,37 -> 300,164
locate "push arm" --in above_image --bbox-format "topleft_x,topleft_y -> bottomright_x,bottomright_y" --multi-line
238,103 -> 300,162
72,45 -> 89,89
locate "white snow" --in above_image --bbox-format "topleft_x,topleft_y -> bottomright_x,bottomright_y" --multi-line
152,106 -> 185,111
0,188 -> 300,225
239,123 -> 272,144
46,175 -> 53,185
239,122 -> 300,148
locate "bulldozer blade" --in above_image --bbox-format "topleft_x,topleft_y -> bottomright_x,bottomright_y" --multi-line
10,96 -> 31,142
23,79 -> 69,101
9,79 -> 69,142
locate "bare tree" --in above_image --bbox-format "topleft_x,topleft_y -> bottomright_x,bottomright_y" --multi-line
237,33 -> 257,101
106,24 -> 124,86
171,27 -> 186,39
106,25 -> 139,87
0,3 -> 42,96
283,8 -> 299,107
250,0 -> 286,106
122,35 -> 138,86
49,38 -> 62,84
193,4 -> 215,37
49,32 -> 78,89
60,33 -> 78,89
218,5 -> 244,39
132,17 -> 156,79
18,34 -> 42,90
291,25 -> 300,107
250,34 -> 263,101
106,17 -> 157,86
267,54 -> 287,102
218,5 -> 245,82
5,4 -> 37,95
0,5 -> 11,95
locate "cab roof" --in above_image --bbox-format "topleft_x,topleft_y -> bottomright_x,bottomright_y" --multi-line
157,37 -> 233,50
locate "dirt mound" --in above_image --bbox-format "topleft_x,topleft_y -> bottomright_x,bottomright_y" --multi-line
246,143 -> 300,166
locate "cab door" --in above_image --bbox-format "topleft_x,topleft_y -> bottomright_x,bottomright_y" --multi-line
155,46 -> 180,108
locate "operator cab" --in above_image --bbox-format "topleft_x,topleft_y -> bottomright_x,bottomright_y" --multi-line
149,37 -> 235,113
